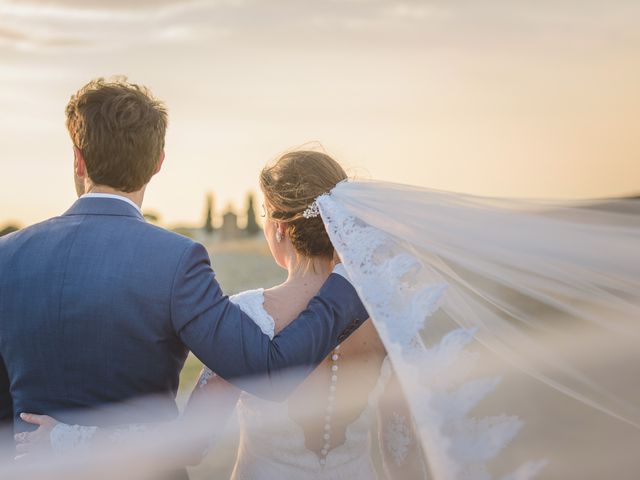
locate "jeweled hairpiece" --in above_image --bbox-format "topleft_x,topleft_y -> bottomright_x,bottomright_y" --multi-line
302,187 -> 339,219
302,201 -> 320,219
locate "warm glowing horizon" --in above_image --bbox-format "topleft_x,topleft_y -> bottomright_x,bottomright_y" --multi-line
1,0 -> 639,228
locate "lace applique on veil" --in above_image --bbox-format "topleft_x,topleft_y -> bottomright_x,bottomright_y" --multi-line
384,411 -> 412,466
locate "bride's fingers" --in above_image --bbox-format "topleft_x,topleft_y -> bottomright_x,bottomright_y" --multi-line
14,432 -> 27,444
20,413 -> 51,426
20,430 -> 39,443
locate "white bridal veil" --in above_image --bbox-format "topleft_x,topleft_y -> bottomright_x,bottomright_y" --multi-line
2,180 -> 639,480
317,180 -> 640,480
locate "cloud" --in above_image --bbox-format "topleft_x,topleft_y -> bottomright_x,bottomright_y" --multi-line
0,25 -> 27,40
0,0 -> 228,22
3,0 -> 197,10
0,0 -> 638,55
0,0 -> 238,51
0,0 -> 453,53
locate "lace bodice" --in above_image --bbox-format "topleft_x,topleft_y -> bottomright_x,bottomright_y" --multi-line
226,289 -> 393,480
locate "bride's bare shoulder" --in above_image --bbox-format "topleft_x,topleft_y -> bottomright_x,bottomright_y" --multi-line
261,284 -> 311,333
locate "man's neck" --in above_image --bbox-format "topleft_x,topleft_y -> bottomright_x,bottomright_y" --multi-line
85,185 -> 145,209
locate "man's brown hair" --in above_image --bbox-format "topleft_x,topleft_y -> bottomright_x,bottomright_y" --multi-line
66,77 -> 168,192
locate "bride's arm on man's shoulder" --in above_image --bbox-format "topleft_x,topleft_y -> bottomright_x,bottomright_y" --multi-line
376,369 -> 430,480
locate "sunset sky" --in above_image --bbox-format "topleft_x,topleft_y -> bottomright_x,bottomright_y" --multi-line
1,0 -> 639,228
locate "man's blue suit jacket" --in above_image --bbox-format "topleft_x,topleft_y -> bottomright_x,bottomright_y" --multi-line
0,197 -> 367,446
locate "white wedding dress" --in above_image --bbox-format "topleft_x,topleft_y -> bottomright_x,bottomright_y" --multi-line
213,289 -> 394,480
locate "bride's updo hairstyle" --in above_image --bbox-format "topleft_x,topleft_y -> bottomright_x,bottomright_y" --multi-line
260,151 -> 347,259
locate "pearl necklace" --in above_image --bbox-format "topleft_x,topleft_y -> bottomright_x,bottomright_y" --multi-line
319,344 -> 340,466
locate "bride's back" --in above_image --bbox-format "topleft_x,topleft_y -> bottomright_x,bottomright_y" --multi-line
264,279 -> 386,457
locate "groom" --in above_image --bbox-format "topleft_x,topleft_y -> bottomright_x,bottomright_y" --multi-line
0,78 -> 367,466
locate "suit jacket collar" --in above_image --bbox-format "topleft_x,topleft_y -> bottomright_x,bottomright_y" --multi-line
63,197 -> 146,221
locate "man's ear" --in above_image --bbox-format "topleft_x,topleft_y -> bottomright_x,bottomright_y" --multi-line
73,146 -> 86,178
155,150 -> 165,175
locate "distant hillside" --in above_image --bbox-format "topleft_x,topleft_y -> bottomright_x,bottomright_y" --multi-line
0,225 -> 19,237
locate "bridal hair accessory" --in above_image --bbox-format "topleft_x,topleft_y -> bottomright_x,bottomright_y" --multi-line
303,180 -> 347,219
302,201 -> 321,219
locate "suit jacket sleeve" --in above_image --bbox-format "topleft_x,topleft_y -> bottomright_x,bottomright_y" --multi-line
171,243 -> 368,400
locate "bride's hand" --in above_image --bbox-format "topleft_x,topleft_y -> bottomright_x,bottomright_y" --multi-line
14,413 -> 59,457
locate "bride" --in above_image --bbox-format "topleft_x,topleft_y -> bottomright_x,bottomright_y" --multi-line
17,151 -> 430,479
16,149 -> 640,479
193,151 -> 428,479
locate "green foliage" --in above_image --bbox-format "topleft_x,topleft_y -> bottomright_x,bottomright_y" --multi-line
204,193 -> 214,234
245,193 -> 260,236
173,227 -> 195,239
179,353 -> 204,393
0,225 -> 19,237
143,211 -> 160,223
